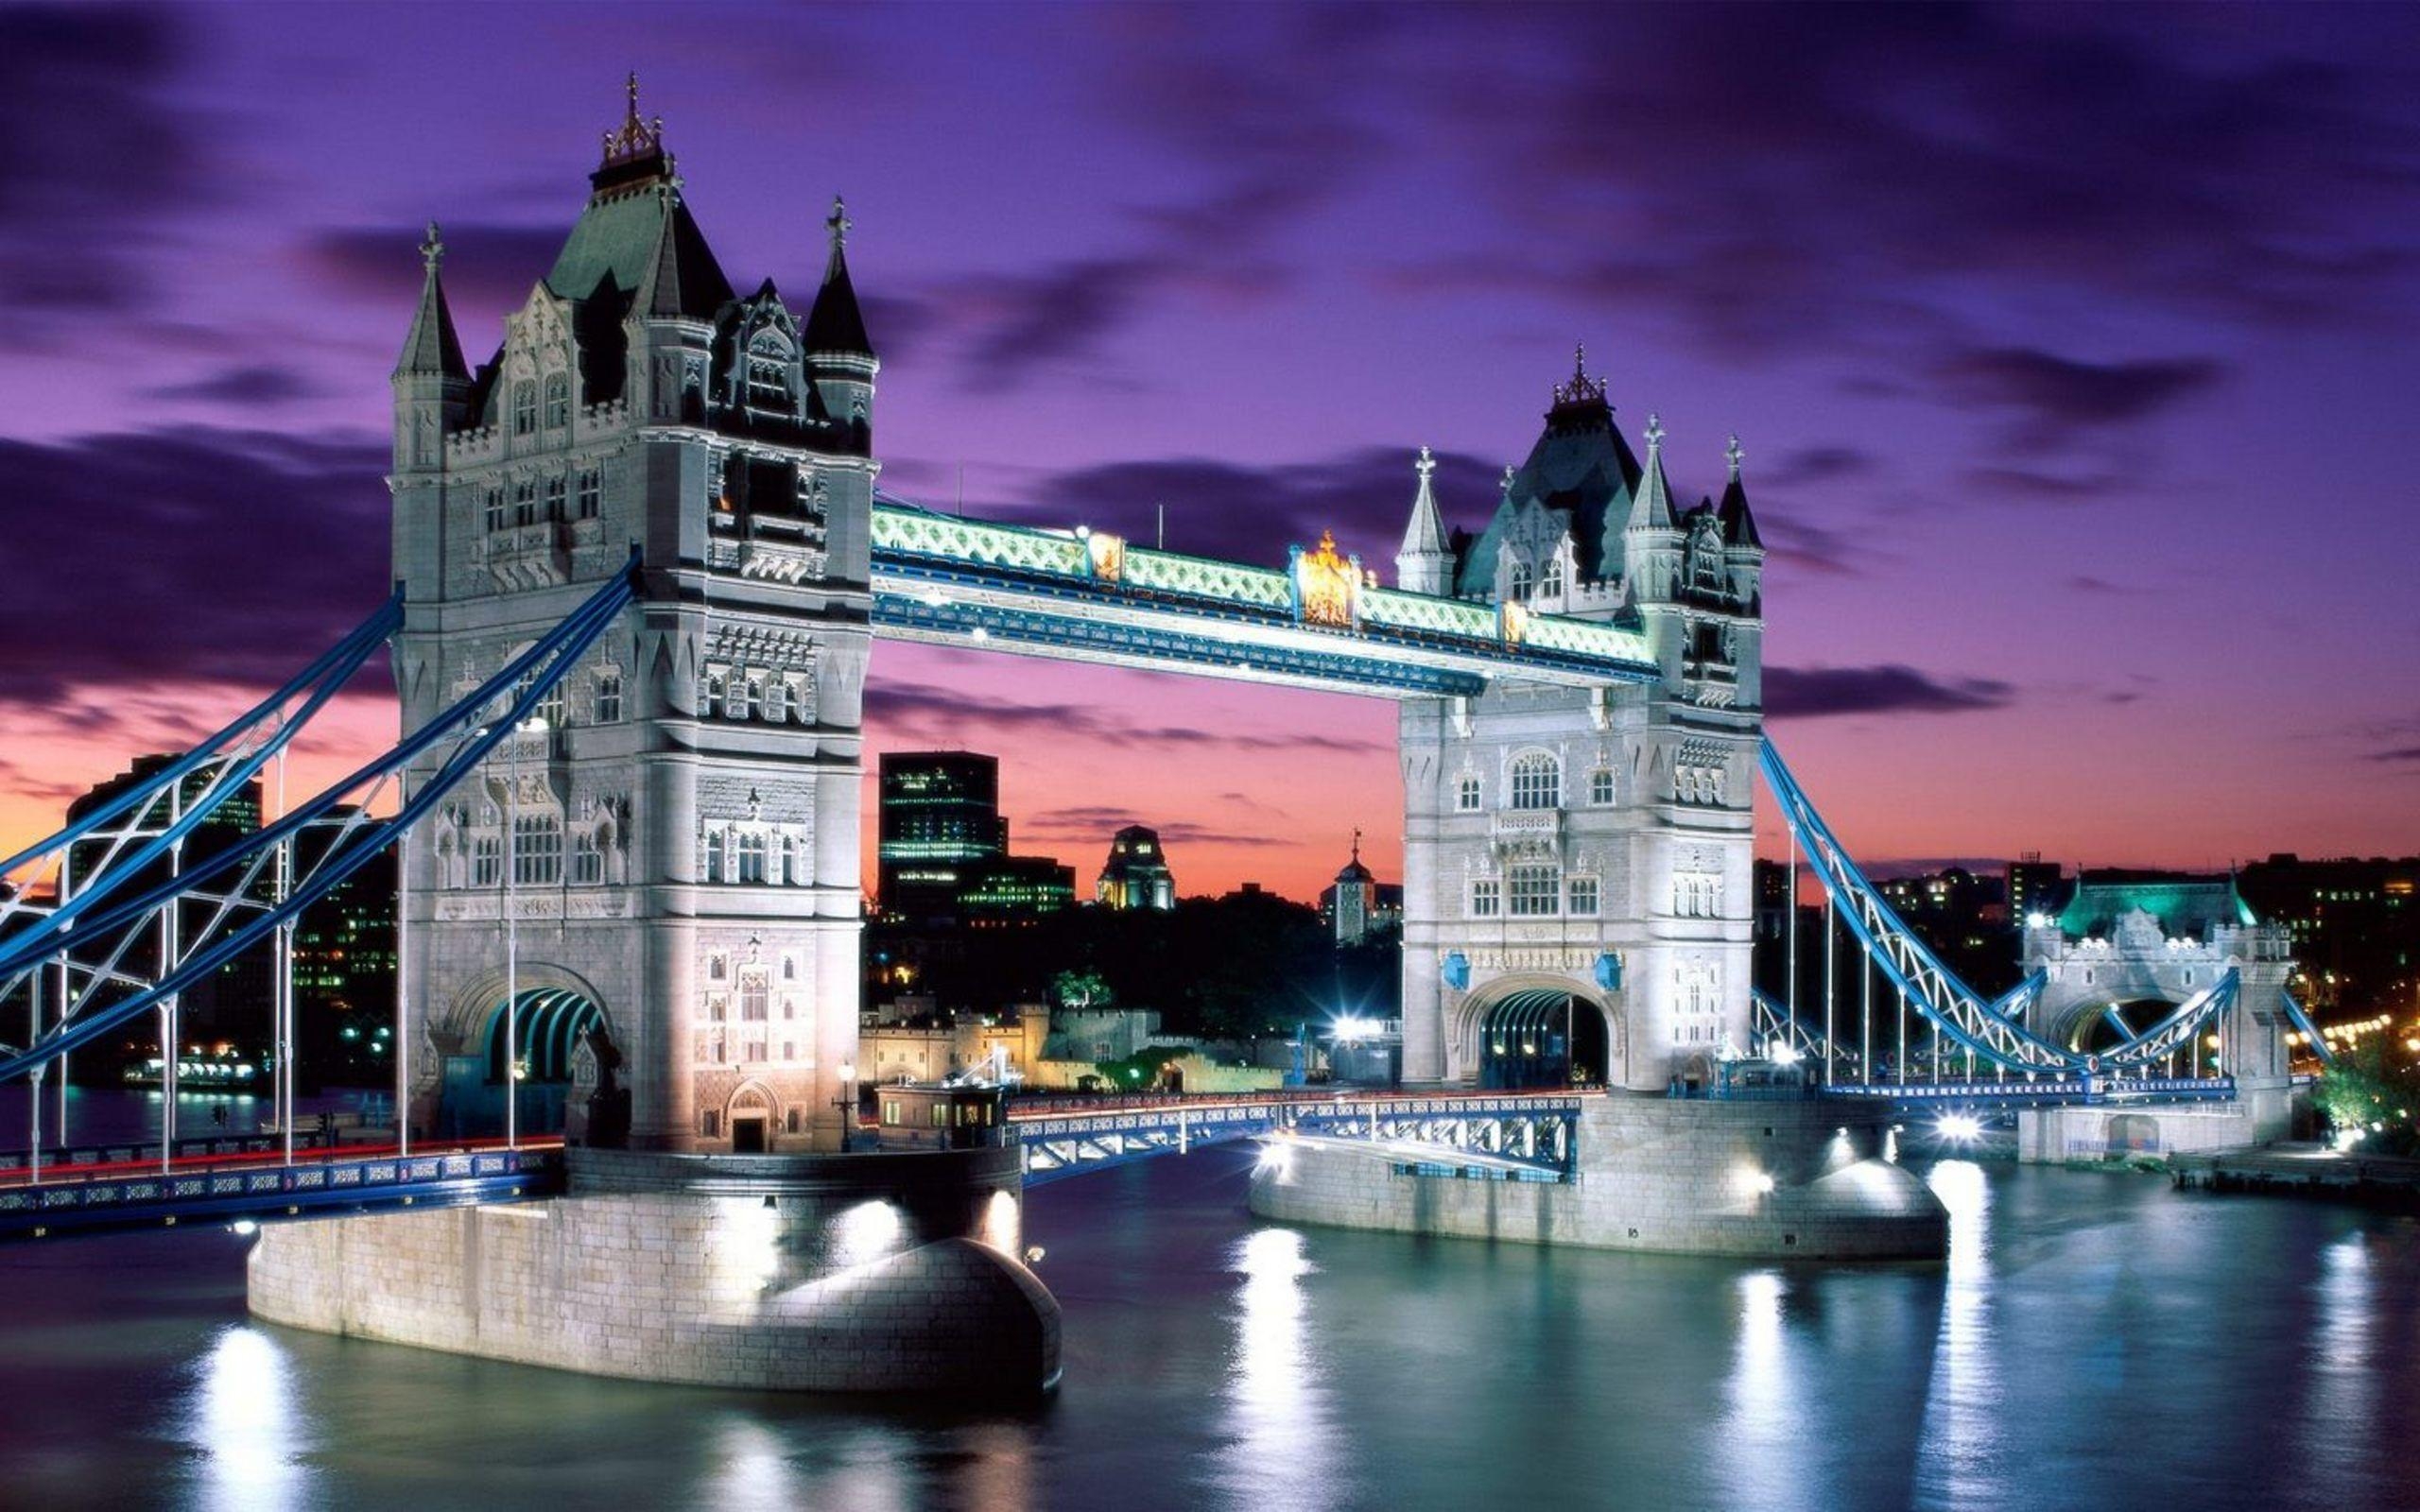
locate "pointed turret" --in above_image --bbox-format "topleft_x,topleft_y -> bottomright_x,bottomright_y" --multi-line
804,196 -> 874,357
394,222 -> 468,382
1623,413 -> 1676,533
1394,445 -> 1454,595
1717,434 -> 1763,550
805,195 -> 878,448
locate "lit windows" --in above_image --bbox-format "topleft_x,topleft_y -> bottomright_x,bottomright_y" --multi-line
1567,876 -> 1599,916
1456,775 -> 1482,812
1509,865 -> 1560,917
513,813 -> 562,886
1588,767 -> 1616,805
735,831 -> 769,885
1510,752 -> 1561,811
570,831 -> 604,885
543,372 -> 569,429
1470,879 -> 1500,918
511,381 -> 537,436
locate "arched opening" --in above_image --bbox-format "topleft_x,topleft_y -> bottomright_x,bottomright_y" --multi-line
456,987 -> 608,1138
1476,988 -> 1608,1090
728,1083 -> 775,1154
2061,998 -> 2178,1057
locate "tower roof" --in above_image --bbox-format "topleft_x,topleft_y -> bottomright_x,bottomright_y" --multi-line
544,77 -> 733,321
1623,413 -> 1676,534
1454,345 -> 1643,596
1717,434 -> 1763,549
804,195 -> 874,356
394,223 -> 468,381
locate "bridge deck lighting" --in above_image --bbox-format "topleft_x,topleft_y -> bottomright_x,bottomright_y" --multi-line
1769,1042 -> 1802,1067
1937,1113 -> 1983,1142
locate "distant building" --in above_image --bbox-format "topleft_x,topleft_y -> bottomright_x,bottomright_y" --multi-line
876,751 -> 1007,924
959,853 -> 1077,923
1096,824 -> 1176,910
2238,852 -> 2420,1017
2007,853 -> 2065,926
1319,831 -> 1402,944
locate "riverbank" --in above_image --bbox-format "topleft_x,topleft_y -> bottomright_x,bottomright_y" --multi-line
2172,1142 -> 2420,1212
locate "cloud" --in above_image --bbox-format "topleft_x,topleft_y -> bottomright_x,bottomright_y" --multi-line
1933,346 -> 2226,445
1766,446 -> 1876,486
2371,747 -> 2420,764
302,222 -> 571,321
0,426 -> 391,703
1765,663 -> 2015,719
1963,465 -> 2131,504
144,364 -> 326,405
1018,806 -> 1290,849
866,680 -> 1382,754
2067,575 -> 2128,594
0,6 -> 213,341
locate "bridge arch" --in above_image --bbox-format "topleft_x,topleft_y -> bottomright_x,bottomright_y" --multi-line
437,964 -> 617,1139
1454,973 -> 1622,1090
2048,994 -> 2186,1057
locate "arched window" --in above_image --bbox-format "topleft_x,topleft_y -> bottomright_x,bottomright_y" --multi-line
1510,752 -> 1561,811
1541,556 -> 1565,597
544,473 -> 567,522
746,333 -> 791,411
702,670 -> 725,716
512,381 -> 538,436
1456,775 -> 1482,812
735,831 -> 768,885
576,469 -> 601,520
1507,559 -> 1533,599
593,670 -> 623,724
1588,767 -> 1616,805
543,372 -> 570,428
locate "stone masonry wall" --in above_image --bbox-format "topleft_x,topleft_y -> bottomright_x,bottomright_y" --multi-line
248,1148 -> 1058,1395
1251,1094 -> 1946,1260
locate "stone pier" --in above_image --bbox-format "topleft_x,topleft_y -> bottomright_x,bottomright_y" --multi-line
1250,1095 -> 1946,1260
248,1147 -> 1059,1395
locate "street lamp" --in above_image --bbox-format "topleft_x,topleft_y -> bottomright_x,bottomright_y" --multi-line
836,1060 -> 857,1152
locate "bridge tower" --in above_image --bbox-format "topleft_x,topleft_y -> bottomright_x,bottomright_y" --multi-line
1395,354 -> 1765,1091
389,85 -> 874,1151
2020,876 -> 2298,1144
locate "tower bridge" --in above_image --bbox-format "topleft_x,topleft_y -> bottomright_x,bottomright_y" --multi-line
0,88 -> 2314,1392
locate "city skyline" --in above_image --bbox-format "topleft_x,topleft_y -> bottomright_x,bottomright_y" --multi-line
6,6 -> 2420,902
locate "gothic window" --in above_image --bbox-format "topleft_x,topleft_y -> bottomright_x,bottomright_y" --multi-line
740,973 -> 769,1022
1508,865 -> 1560,917
1507,559 -> 1533,599
513,477 -> 537,527
1470,879 -> 1501,918
1510,752 -> 1561,811
1567,875 -> 1600,916
746,334 -> 791,412
593,670 -> 623,724
544,474 -> 567,523
1456,776 -> 1482,813
1541,556 -> 1565,597
1588,767 -> 1616,805
701,831 -> 723,884
703,670 -> 726,715
472,833 -> 502,888
576,468 -> 601,521
543,372 -> 569,429
570,830 -> 604,885
513,813 -> 562,886
534,679 -> 564,730
512,382 -> 537,436
1672,871 -> 1720,919
708,953 -> 729,982
735,831 -> 769,885
484,489 -> 505,533
782,955 -> 799,982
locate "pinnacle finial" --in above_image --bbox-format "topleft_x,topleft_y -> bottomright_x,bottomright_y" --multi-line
1351,827 -> 1362,865
827,195 -> 852,253
1726,433 -> 1744,478
1415,444 -> 1436,479
1645,413 -> 1667,453
627,71 -> 641,124
1500,464 -> 1517,496
599,70 -> 666,168
1573,340 -> 1587,381
420,221 -> 443,276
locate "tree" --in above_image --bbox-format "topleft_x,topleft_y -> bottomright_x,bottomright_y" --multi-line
1052,968 -> 1113,1011
2316,1037 -> 2420,1154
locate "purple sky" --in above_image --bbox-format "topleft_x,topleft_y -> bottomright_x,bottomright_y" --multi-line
3,3 -> 2418,900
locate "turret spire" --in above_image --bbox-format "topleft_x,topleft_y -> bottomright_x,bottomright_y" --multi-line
394,219 -> 467,381
1394,445 -> 1454,594
805,191 -> 874,357
1718,431 -> 1762,550
1625,412 -> 1675,533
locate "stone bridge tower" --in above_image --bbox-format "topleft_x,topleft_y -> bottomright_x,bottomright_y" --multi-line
1395,356 -> 1765,1091
389,85 -> 875,1151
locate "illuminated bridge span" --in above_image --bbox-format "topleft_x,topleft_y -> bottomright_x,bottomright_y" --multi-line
869,497 -> 1660,697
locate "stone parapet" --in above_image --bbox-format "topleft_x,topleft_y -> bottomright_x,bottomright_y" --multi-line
1250,1093 -> 1946,1260
248,1146 -> 1057,1396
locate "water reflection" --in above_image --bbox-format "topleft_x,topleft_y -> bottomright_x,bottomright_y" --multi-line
190,1325 -> 306,1512
1720,1269 -> 1813,1512
2299,1233 -> 2375,1505
1916,1160 -> 2002,1510
1216,1226 -> 1340,1510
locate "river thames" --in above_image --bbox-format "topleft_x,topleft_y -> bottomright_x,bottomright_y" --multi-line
0,1091 -> 2412,1511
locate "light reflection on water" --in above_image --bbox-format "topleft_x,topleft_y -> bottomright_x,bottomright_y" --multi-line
0,1095 -> 2414,1512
